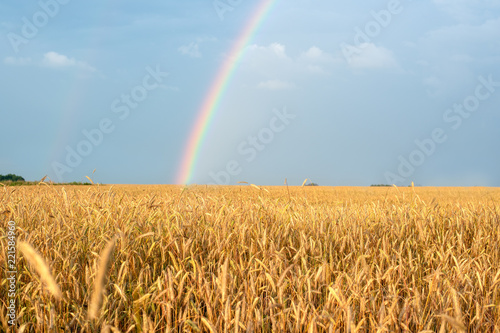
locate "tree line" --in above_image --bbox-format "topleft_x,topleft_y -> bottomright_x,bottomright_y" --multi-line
0,174 -> 25,182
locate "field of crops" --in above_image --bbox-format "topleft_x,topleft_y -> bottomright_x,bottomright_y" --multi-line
1,185 -> 499,332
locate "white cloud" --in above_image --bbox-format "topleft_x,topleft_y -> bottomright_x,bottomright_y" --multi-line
301,46 -> 336,62
346,43 -> 398,69
240,43 -> 343,83
4,57 -> 32,66
246,43 -> 290,60
303,46 -> 324,59
42,52 -> 96,72
240,43 -> 294,78
243,43 -> 339,74
300,46 -> 340,64
43,52 -> 74,67
299,46 -> 342,75
178,42 -> 202,58
257,79 -> 296,90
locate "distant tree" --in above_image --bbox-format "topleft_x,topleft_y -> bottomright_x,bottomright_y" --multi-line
305,182 -> 319,186
0,174 -> 25,182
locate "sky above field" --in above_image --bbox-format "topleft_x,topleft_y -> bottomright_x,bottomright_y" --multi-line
1,0 -> 499,186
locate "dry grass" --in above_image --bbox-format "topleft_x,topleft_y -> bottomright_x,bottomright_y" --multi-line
1,184 -> 500,332
17,241 -> 62,300
88,236 -> 117,320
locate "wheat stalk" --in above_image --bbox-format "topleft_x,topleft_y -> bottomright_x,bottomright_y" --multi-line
88,236 -> 117,319
18,241 -> 62,300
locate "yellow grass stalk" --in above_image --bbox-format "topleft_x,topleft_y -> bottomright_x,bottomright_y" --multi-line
88,236 -> 117,319
439,314 -> 466,332
101,324 -> 121,333
18,241 -> 62,300
451,288 -> 463,325
234,301 -> 242,333
221,257 -> 229,303
201,317 -> 217,333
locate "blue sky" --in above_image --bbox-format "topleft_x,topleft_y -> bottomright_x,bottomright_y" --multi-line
1,0 -> 499,186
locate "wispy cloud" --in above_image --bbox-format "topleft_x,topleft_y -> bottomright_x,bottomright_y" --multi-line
346,43 -> 398,69
4,52 -> 97,73
424,17 -> 500,48
300,46 -> 338,63
247,43 -> 290,60
4,57 -> 32,66
42,52 -> 96,72
178,42 -> 202,58
299,46 -> 342,75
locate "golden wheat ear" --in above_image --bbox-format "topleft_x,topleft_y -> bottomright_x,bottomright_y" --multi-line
18,241 -> 62,300
88,236 -> 117,320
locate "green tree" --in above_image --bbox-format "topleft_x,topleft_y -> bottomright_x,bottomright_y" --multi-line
0,174 -> 25,182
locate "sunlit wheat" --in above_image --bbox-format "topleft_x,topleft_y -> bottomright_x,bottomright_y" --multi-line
0,185 -> 498,331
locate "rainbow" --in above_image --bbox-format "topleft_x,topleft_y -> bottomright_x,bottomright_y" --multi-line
175,0 -> 278,185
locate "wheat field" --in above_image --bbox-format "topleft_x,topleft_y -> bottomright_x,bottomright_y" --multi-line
1,184 -> 499,332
